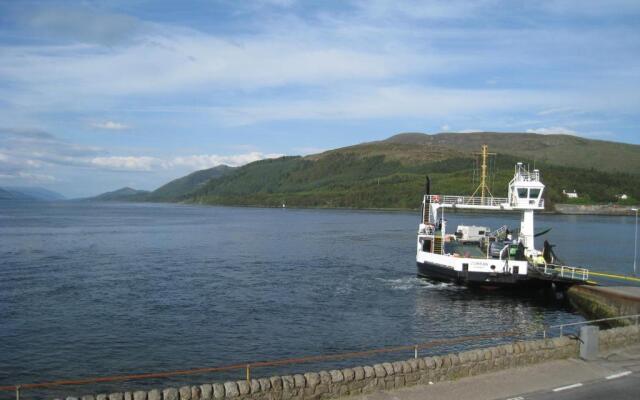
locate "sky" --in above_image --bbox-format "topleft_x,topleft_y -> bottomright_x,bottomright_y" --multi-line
0,0 -> 639,197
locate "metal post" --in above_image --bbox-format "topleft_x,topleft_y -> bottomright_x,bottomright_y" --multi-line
246,364 -> 250,382
560,325 -> 564,337
633,208 -> 638,276
15,385 -> 20,400
414,345 -> 418,359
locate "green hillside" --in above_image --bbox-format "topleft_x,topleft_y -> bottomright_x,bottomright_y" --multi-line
145,165 -> 235,201
188,153 -> 640,210
89,187 -> 150,201
381,132 -> 640,174
89,132 -> 640,210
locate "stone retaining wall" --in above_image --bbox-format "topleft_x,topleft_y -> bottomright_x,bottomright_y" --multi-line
62,326 -> 640,400
568,285 -> 640,321
599,325 -> 640,352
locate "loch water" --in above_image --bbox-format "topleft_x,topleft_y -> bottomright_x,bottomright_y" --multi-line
0,201 -> 636,397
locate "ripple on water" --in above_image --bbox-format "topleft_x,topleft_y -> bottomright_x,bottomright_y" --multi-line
0,201 -> 593,398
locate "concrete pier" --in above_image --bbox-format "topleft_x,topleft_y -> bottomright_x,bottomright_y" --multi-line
567,285 -> 640,320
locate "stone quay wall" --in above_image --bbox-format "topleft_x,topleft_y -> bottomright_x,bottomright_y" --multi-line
598,325 -> 640,352
568,285 -> 640,321
59,326 -> 640,400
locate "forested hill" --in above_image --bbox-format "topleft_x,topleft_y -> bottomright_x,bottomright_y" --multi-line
184,132 -> 640,209
378,132 -> 640,174
88,132 -> 640,209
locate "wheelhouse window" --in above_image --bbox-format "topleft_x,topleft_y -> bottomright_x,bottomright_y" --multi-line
529,188 -> 541,199
518,188 -> 528,198
422,239 -> 432,252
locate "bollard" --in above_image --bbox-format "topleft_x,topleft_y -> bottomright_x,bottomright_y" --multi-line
579,325 -> 599,361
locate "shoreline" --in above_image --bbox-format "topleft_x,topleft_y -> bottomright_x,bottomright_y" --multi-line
10,199 -> 637,217
552,203 -> 638,216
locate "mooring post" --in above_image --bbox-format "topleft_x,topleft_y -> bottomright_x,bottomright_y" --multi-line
414,345 -> 418,359
15,385 -> 20,400
246,364 -> 251,382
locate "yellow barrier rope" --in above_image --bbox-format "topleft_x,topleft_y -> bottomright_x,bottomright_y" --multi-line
588,271 -> 640,283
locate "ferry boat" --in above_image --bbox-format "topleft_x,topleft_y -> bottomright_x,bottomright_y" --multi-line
416,145 -> 589,289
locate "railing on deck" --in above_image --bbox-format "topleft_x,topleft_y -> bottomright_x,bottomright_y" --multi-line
538,263 -> 589,282
425,194 -> 509,208
424,194 -> 544,209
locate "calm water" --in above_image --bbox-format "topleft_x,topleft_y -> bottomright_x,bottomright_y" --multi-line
0,202 -> 636,397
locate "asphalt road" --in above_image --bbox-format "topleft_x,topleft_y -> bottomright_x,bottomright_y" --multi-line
501,346 -> 640,400
355,344 -> 640,400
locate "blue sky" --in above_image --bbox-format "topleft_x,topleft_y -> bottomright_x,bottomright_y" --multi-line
0,0 -> 639,197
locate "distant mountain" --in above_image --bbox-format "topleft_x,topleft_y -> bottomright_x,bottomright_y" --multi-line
88,187 -> 150,201
145,165 -> 235,201
0,187 -> 26,200
182,132 -> 640,209
0,186 -> 65,201
83,132 -> 640,210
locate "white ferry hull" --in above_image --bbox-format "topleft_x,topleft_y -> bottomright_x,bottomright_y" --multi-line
416,261 -> 552,289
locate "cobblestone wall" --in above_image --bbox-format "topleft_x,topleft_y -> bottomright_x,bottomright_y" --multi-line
599,325 -> 640,352
61,326 -> 640,400
64,336 -> 580,400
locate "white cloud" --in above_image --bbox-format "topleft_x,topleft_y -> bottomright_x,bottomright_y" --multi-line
170,152 -> 284,169
526,127 -> 578,135
89,152 -> 284,172
91,156 -> 159,171
536,107 -> 578,116
440,124 -> 450,131
17,171 -> 56,182
91,121 -> 129,130
211,85 -> 572,125
1,127 -> 283,175
0,32 -> 426,105
0,0 -> 637,151
21,6 -> 140,45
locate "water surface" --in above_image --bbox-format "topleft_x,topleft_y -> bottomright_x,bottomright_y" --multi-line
1,202 -> 633,397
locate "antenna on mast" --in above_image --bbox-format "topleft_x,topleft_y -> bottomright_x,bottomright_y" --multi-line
469,144 -> 497,202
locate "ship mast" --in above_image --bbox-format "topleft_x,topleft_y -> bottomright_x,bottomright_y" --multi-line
469,144 -> 496,202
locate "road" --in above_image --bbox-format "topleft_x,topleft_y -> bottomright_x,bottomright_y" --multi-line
517,372 -> 639,400
353,344 -> 640,400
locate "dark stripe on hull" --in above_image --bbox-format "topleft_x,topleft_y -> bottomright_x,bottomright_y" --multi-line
417,261 -> 552,289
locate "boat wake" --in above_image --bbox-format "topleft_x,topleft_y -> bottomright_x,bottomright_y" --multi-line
379,277 -> 452,291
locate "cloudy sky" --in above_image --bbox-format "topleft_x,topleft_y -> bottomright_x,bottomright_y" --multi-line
1,0 -> 639,197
